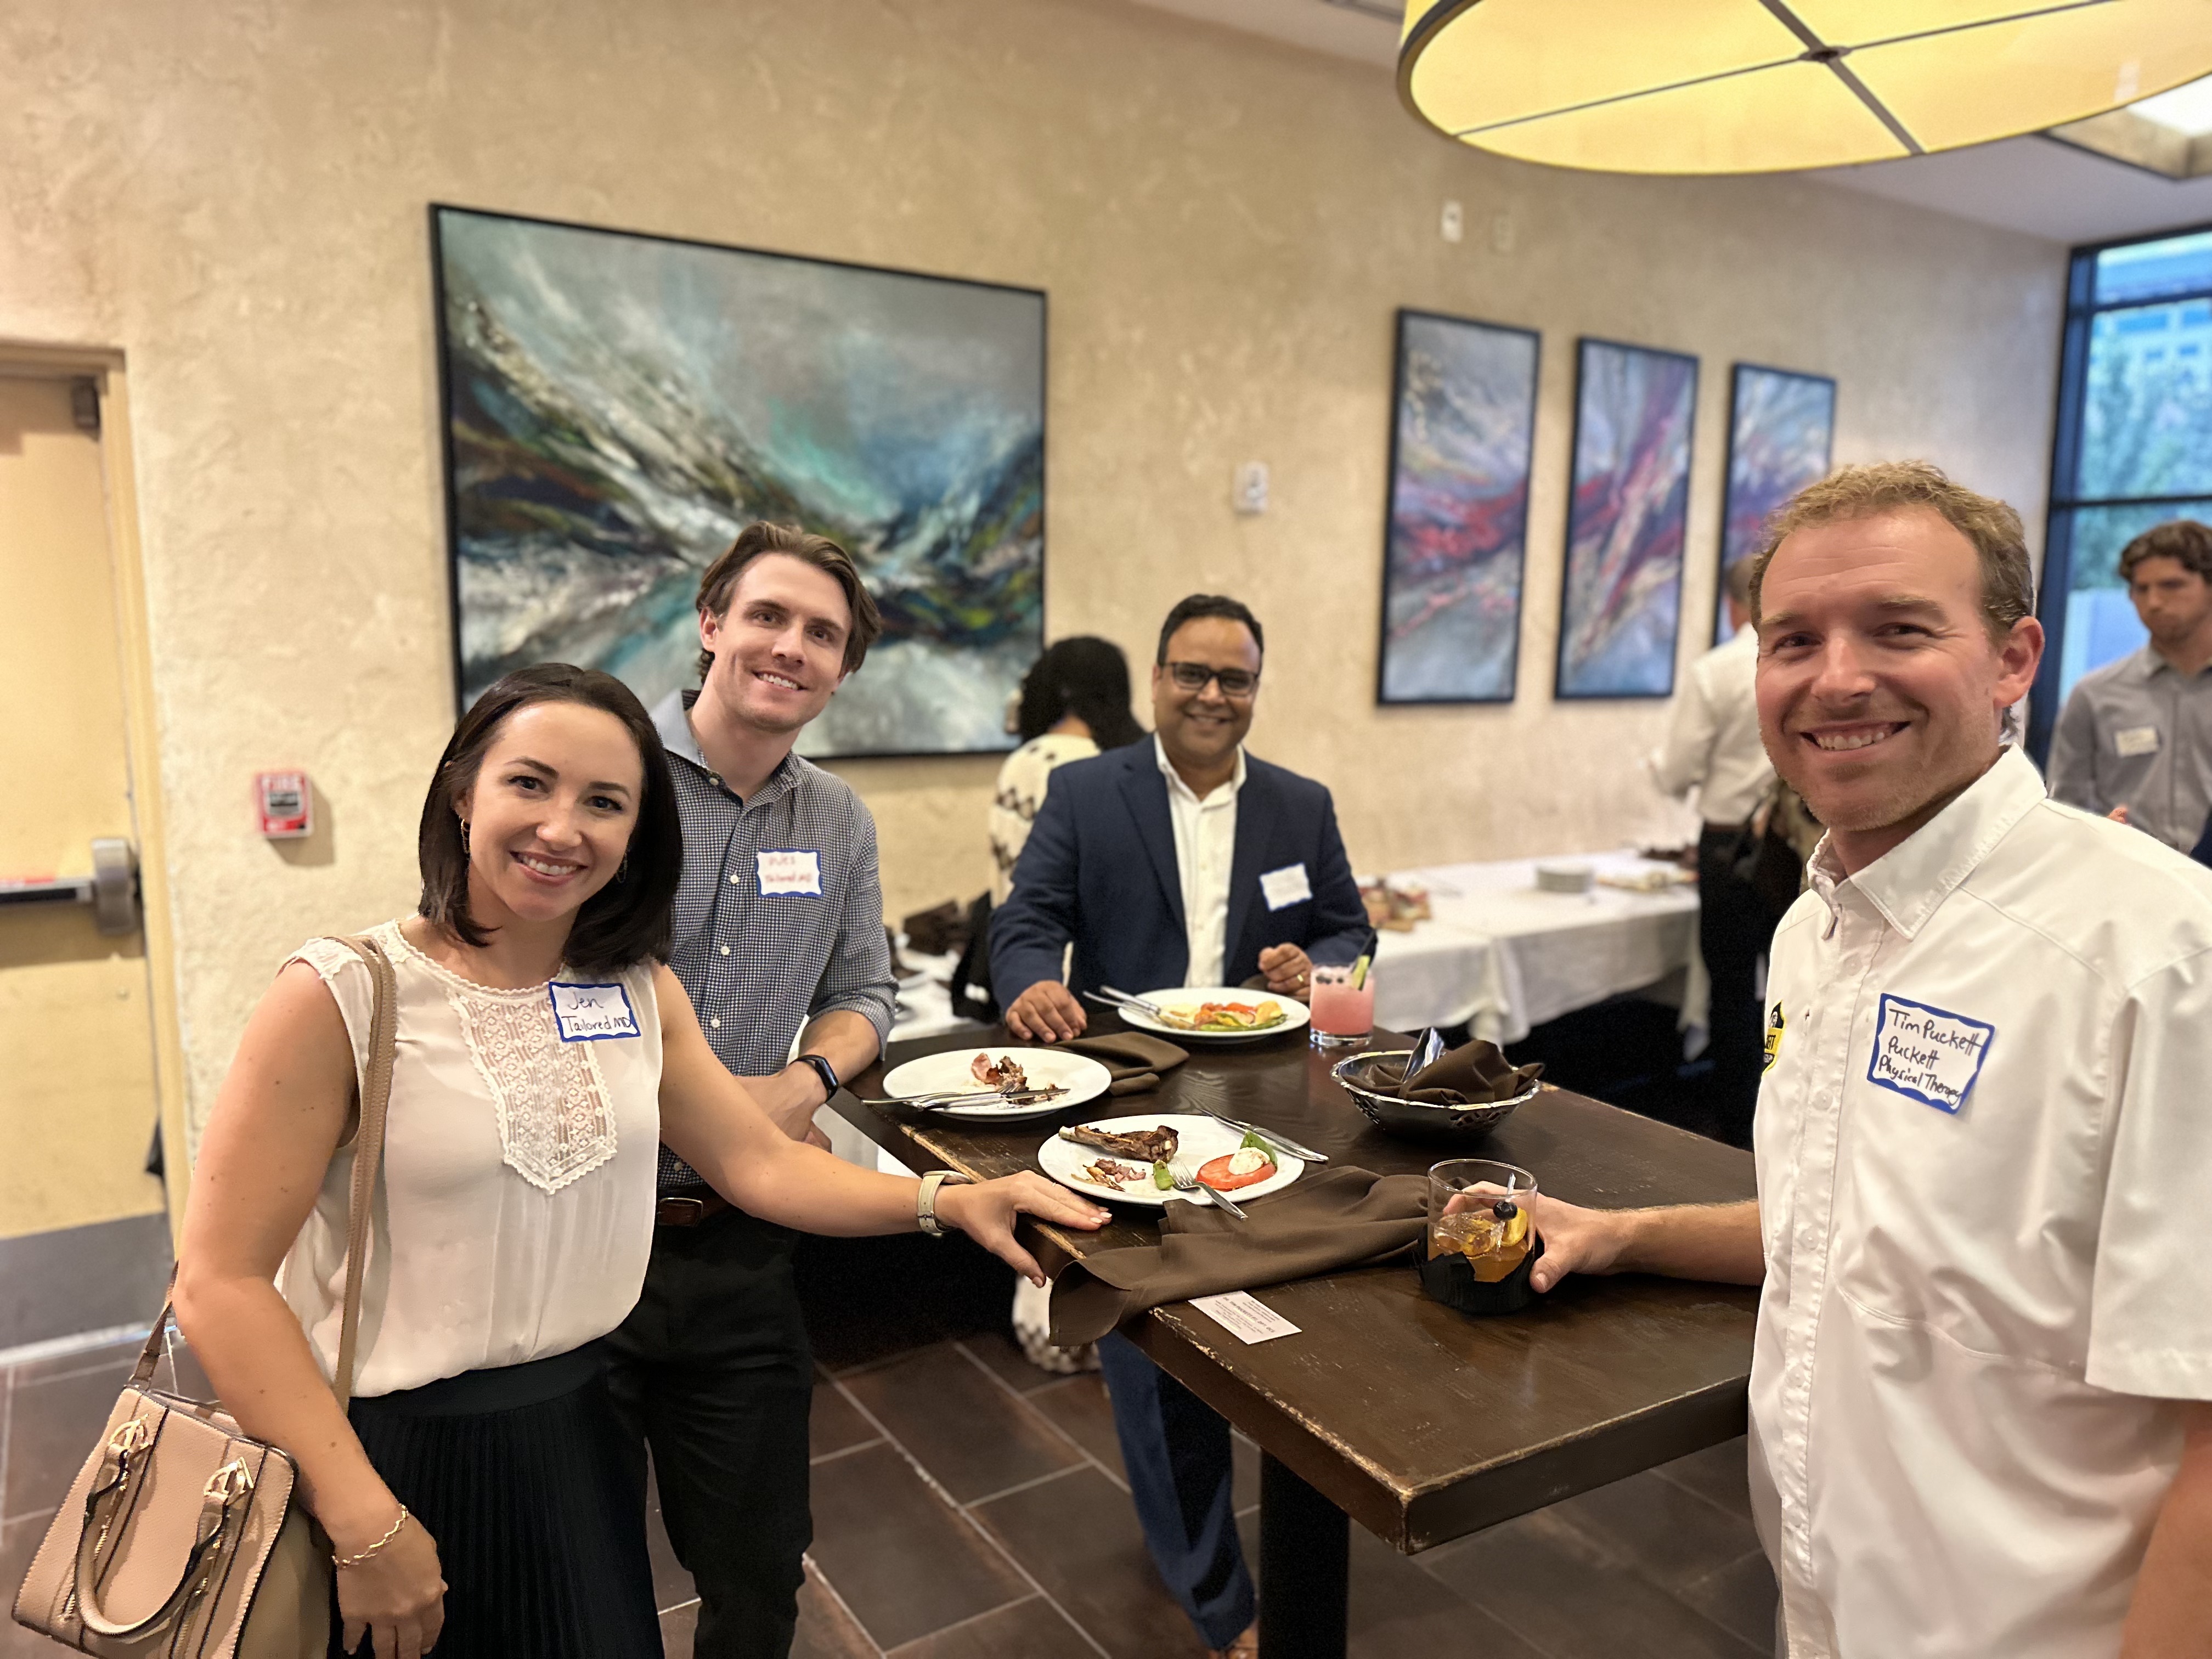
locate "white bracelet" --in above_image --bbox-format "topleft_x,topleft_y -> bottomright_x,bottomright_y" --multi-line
916,1170 -> 973,1238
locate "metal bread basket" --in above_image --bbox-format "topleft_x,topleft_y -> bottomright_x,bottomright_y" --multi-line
1331,1050 -> 1541,1142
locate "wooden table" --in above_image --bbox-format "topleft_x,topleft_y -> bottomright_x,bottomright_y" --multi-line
833,1014 -> 1758,1659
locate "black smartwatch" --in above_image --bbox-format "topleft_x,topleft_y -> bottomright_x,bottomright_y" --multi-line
795,1053 -> 840,1102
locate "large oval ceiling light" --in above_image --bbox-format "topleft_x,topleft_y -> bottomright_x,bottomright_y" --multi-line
1398,1 -> 2212,174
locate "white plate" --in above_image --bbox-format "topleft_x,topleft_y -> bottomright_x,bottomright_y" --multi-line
1037,1113 -> 1305,1205
1113,986 -> 1312,1043
880,1047 -> 1112,1121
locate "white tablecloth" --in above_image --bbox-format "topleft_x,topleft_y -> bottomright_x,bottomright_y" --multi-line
1369,850 -> 1703,1046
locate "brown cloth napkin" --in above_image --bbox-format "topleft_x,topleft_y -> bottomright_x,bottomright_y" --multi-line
1051,1031 -> 1189,1096
1344,1042 -> 1543,1107
1048,1166 -> 1427,1345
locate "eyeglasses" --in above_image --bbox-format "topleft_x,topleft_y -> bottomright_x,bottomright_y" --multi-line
1164,661 -> 1260,698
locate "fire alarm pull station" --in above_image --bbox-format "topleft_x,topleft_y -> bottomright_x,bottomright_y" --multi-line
256,771 -> 313,839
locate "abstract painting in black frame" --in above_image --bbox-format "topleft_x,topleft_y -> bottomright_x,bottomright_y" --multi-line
1714,364 -> 1835,644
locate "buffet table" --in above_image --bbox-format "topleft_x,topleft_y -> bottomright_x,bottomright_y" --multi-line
1369,849 -> 1703,1044
833,1013 -> 1758,1659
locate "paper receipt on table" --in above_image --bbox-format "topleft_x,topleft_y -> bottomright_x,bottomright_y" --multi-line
1189,1291 -> 1302,1344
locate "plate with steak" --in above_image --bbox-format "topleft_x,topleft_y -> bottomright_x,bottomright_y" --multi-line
1038,1114 -> 1305,1206
881,1048 -> 1112,1120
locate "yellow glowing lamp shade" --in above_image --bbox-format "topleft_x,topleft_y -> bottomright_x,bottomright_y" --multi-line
1398,0 -> 2212,173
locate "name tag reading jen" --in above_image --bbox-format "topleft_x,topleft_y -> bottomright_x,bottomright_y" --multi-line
1867,993 -> 1994,1114
1259,862 -> 1312,911
756,849 -> 823,896
2115,725 -> 2162,758
549,980 -> 642,1042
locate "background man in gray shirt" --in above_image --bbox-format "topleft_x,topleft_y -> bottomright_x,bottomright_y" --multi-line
2050,518 -> 2212,851
606,522 -> 897,1659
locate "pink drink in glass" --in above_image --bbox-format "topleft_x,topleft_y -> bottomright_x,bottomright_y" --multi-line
1308,964 -> 1374,1048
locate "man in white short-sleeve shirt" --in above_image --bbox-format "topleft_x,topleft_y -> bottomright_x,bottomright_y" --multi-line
1531,461 -> 2212,1658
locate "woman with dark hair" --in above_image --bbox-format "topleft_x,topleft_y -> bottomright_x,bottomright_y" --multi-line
990,636 -> 1144,906
174,664 -> 1107,1659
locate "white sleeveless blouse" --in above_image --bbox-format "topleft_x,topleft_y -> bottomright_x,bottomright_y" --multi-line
274,921 -> 663,1397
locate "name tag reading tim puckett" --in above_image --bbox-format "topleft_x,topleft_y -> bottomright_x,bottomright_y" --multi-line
549,981 -> 642,1042
1867,992 -> 1994,1114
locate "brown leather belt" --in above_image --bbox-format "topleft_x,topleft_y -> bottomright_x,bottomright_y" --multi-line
654,1185 -> 731,1227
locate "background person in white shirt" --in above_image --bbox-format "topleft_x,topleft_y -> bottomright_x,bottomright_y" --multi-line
1650,555 -> 1776,1145
1527,462 -> 2212,1659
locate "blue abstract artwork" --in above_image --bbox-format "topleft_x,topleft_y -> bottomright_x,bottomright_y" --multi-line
434,207 -> 1045,757
1378,311 -> 1541,703
1715,364 -> 1836,643
1556,339 -> 1698,699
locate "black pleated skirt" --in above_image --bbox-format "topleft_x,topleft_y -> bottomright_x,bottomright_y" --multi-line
334,1340 -> 661,1658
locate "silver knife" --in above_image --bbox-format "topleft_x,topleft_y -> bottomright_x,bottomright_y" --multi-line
1201,1110 -> 1329,1164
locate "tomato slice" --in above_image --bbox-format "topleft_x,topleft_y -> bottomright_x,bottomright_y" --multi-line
1198,1152 -> 1276,1191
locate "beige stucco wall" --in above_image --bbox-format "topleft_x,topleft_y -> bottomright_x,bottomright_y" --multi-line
0,0 -> 2064,1144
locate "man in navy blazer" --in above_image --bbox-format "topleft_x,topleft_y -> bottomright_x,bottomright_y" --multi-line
989,595 -> 1368,1659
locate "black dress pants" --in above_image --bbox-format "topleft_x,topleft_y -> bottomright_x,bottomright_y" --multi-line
605,1209 -> 815,1659
1697,825 -> 1771,1149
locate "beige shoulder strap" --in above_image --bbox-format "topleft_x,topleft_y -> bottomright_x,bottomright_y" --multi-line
327,932 -> 399,1411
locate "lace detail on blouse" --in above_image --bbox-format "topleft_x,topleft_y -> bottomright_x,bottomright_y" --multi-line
447,984 -> 619,1195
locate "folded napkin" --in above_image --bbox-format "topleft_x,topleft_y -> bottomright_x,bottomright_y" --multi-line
1048,1166 -> 1427,1345
1344,1041 -> 1543,1107
1051,1031 -> 1189,1096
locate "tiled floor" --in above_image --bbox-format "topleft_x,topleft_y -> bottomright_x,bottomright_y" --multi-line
2,1327 -> 1774,1658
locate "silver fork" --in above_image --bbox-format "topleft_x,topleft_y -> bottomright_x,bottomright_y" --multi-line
1168,1164 -> 1247,1220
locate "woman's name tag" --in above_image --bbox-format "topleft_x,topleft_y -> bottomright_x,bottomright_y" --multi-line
549,980 -> 642,1042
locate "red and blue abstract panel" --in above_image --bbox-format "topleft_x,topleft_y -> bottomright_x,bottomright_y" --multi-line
1714,365 -> 1835,644
1556,339 -> 1698,699
1378,311 -> 1541,704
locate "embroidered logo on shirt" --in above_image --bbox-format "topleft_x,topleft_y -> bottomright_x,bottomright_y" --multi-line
1867,993 -> 1994,1114
2114,725 -> 2161,758
1259,863 -> 1312,911
548,980 -> 641,1042
1763,1001 -> 1785,1073
757,849 -> 824,896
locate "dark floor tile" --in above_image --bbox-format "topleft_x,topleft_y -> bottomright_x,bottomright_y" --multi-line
1349,1526 -> 1542,1659
884,1594 -> 1080,1657
955,1329 -> 1075,1397
812,1377 -> 879,1462
808,1442 -> 1029,1650
3,1513 -> 60,1658
1547,1468 -> 1761,1591
644,1458 -> 698,1615
1652,1436 -> 1753,1520
1026,1374 -> 1125,1485
4,1354 -> 135,1519
840,1345 -> 1081,1504
1421,1509 -> 1760,1659
972,1465 -> 1210,1659
793,1558 -> 883,1659
659,1599 -> 698,1659
1678,1550 -> 1780,1650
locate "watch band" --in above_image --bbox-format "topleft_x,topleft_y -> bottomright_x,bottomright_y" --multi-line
796,1053 -> 840,1102
916,1170 -> 973,1238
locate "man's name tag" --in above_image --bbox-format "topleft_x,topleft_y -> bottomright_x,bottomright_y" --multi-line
1259,862 -> 1312,911
2115,725 -> 2162,758
549,980 -> 641,1042
757,849 -> 823,896
1867,993 -> 1994,1113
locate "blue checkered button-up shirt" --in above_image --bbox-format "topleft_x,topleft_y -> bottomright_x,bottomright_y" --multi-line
653,691 -> 898,1190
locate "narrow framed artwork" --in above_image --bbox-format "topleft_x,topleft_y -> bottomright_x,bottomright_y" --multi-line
1376,309 -> 1542,704
1714,364 -> 1836,643
431,205 -> 1046,758
1555,337 -> 1699,699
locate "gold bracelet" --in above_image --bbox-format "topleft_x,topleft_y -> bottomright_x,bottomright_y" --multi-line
332,1505 -> 409,1569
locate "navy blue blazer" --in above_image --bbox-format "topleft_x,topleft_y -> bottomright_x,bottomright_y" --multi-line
989,740 -> 1371,1006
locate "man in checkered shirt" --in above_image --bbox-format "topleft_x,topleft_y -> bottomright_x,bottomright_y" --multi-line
605,522 -> 897,1659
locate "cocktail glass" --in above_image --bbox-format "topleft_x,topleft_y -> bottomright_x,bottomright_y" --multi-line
1308,963 -> 1374,1049
1427,1159 -> 1537,1283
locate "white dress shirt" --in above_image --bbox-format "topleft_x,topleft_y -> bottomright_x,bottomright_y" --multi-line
1650,624 -> 1774,826
1156,735 -> 1245,988
1752,747 -> 2212,1658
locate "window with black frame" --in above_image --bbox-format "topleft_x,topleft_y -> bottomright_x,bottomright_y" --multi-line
2030,226 -> 2212,761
